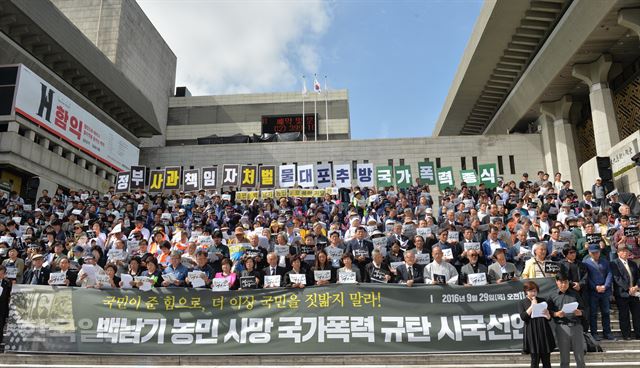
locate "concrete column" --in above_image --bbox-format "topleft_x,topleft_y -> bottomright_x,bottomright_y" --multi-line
25,129 -> 36,141
65,152 -> 76,162
97,169 -> 107,179
572,54 -> 620,155
88,164 -> 97,174
537,114 -> 558,175
53,145 -> 63,156
106,174 -> 116,183
77,158 -> 86,169
40,137 -> 50,150
540,96 -> 583,194
7,121 -> 19,133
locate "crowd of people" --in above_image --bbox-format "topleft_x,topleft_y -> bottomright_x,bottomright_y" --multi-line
0,170 -> 639,362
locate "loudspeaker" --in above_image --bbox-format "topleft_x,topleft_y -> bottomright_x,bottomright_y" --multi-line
24,176 -> 39,203
596,156 -> 614,192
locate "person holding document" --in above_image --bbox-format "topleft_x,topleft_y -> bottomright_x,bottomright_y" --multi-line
548,272 -> 586,368
518,280 -> 554,368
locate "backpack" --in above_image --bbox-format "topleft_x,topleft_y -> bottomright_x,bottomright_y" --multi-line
583,332 -> 603,353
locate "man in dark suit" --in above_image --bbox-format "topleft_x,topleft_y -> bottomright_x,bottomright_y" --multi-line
48,257 -> 78,287
345,227 -> 374,270
611,246 -> 640,340
22,254 -> 50,285
394,251 -> 423,286
261,252 -> 287,288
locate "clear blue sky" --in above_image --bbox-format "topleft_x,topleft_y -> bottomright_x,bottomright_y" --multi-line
139,0 -> 483,139
318,0 -> 483,139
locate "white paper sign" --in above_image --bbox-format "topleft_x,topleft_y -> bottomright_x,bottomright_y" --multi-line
289,273 -> 307,285
135,276 -> 153,291
162,273 -> 177,283
264,275 -> 281,288
468,272 -> 487,286
338,271 -> 357,284
442,248 -> 453,260
532,302 -> 548,318
447,231 -> 459,242
5,267 -> 18,279
416,227 -> 432,238
120,274 -> 133,289
314,270 -> 331,281
49,272 -> 66,285
415,253 -> 431,265
211,278 -> 230,292
561,302 -> 579,314
464,242 -> 481,251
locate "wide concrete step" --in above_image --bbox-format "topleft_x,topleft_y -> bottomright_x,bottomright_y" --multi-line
3,350 -> 640,367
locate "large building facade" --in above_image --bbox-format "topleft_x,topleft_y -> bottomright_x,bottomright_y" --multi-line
0,0 -> 638,198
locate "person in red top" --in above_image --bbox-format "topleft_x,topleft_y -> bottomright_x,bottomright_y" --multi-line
614,216 -> 640,265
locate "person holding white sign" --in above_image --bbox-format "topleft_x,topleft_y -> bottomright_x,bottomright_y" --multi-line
423,246 -> 458,285
336,253 -> 362,283
261,252 -> 286,288
285,255 -> 308,288
1,248 -> 24,284
548,273 -> 587,368
459,249 -> 488,286
395,251 -> 423,286
518,280 -> 554,368
138,258 -> 163,288
312,250 -> 335,285
161,251 -> 188,287
213,259 -> 239,290
47,258 -> 77,286
186,251 -> 214,289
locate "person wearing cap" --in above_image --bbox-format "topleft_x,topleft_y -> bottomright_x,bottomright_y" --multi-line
487,248 -> 519,284
583,243 -> 615,340
547,272 -> 586,368
161,250 -> 188,287
611,245 -> 640,340
128,216 -> 150,242
557,202 -> 574,225
22,254 -> 50,285
227,226 -> 249,245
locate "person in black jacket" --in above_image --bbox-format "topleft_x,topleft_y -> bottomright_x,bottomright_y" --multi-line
518,280 -> 555,368
262,252 -> 287,288
0,265 -> 13,345
611,246 -> 640,340
22,254 -> 50,285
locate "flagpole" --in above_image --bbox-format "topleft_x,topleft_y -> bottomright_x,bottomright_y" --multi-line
324,75 -> 329,141
302,75 -> 306,142
314,74 -> 318,141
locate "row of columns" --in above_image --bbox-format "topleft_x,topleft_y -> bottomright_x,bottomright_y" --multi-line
7,120 -> 115,182
537,8 -> 640,191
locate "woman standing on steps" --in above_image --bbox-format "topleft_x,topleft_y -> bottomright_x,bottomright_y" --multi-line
519,280 -> 555,368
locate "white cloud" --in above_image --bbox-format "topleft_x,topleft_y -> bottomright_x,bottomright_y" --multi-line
137,0 -> 331,95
